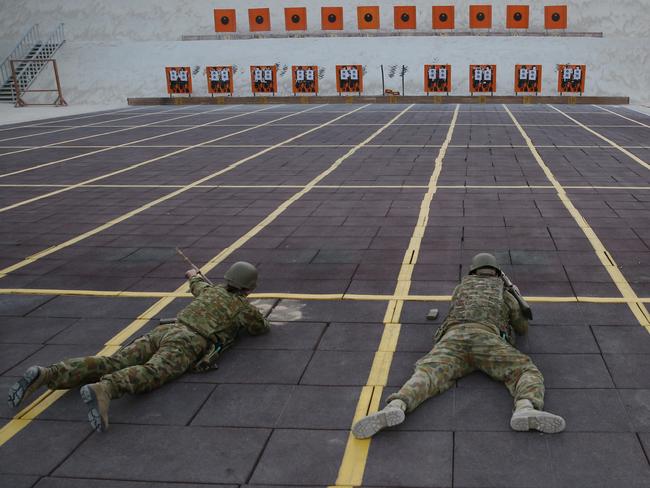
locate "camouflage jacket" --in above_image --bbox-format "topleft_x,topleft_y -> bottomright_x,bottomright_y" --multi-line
177,276 -> 270,352
434,275 -> 529,346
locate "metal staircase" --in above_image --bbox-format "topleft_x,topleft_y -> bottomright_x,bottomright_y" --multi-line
0,23 -> 66,103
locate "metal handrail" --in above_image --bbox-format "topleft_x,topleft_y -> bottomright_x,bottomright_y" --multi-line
8,23 -> 65,102
0,24 -> 41,84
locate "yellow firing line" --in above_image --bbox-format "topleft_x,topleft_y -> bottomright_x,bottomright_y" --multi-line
0,105 -> 192,144
594,105 -> 650,128
0,104 -> 296,213
332,104 -> 460,487
549,105 -> 650,171
0,103 -> 415,446
0,105 -> 247,178
0,104 -> 363,276
1,288 -> 649,305
505,105 -> 650,332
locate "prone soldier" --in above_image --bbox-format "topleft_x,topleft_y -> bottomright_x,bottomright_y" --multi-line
7,262 -> 269,433
352,253 -> 566,438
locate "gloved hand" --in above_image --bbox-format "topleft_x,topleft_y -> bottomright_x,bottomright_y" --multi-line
185,268 -> 198,279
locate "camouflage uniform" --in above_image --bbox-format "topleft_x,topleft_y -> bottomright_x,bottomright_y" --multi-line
387,275 -> 544,412
44,276 -> 269,399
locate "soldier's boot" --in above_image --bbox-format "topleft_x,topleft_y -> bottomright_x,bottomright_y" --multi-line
80,383 -> 111,433
510,399 -> 566,434
352,399 -> 406,439
7,366 -> 51,408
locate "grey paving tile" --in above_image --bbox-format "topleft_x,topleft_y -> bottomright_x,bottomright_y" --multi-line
0,317 -> 77,344
0,295 -> 54,317
364,432 -> 453,487
518,326 -> 599,354
0,475 -> 39,488
35,478 -> 234,488
454,432 -> 552,488
276,385 -> 361,429
46,318 -> 139,345
529,303 -> 585,326
318,323 -> 384,351
603,354 -> 650,388
454,388 -> 515,431
530,354 -> 614,388
182,349 -> 313,384
29,297 -> 156,319
543,389 -> 633,432
191,384 -> 294,428
547,433 -> 650,488
386,352 -> 425,387
619,389 -> 650,432
0,420 -> 90,475
236,322 -> 326,350
269,299 -> 387,323
300,351 -> 375,386
54,425 -> 270,483
5,344 -> 122,376
40,382 -> 214,426
592,326 -> 650,353
578,303 -> 639,325
249,429 -> 348,485
395,324 -> 438,353
380,386 -> 454,431
0,344 -> 42,375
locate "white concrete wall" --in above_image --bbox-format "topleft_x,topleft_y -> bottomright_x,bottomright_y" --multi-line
0,1 -> 648,104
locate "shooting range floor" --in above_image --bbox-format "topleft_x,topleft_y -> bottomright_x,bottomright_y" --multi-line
0,103 -> 649,488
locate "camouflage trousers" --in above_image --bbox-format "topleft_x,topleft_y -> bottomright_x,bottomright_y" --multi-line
45,324 -> 207,399
387,323 -> 544,412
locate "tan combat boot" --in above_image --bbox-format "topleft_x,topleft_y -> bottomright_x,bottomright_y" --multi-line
7,366 -> 51,408
352,399 -> 406,439
510,399 -> 566,434
80,383 -> 111,433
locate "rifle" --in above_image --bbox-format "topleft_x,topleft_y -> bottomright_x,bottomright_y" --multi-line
501,272 -> 533,320
176,247 -> 214,286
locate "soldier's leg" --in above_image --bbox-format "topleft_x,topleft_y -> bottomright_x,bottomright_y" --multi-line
8,331 -> 156,408
470,330 -> 564,433
352,331 -> 472,438
97,327 -> 205,399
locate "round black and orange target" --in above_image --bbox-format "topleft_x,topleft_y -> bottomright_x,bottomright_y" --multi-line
545,5 -> 568,29
394,6 -> 416,29
285,7 -> 307,31
214,9 -> 236,33
506,5 -> 529,29
469,5 -> 492,29
432,6 -> 455,29
357,6 -> 380,29
321,7 -> 343,30
248,8 -> 270,32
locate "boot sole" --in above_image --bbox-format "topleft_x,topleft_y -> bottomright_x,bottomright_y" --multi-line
7,366 -> 41,408
511,411 -> 566,434
352,408 -> 405,439
80,385 -> 107,433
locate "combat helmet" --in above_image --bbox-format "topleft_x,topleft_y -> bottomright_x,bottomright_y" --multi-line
469,252 -> 501,275
224,262 -> 258,291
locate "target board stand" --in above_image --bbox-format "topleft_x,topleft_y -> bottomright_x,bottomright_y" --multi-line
336,65 -> 363,97
425,64 -> 452,99
206,66 -> 233,99
292,66 -> 319,101
558,64 -> 586,103
165,67 -> 192,99
250,65 -> 277,97
515,64 -> 542,102
470,64 -> 496,100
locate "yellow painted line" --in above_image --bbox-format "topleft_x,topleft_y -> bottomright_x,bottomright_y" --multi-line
0,105 -> 258,178
0,103 -> 416,447
505,105 -> 650,333
549,105 -> 650,171
0,105 -> 310,213
333,104 -> 460,488
1,105 -> 366,276
594,105 -> 650,128
0,105 -> 191,144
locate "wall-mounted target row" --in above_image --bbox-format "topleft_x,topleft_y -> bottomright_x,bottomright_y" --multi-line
165,64 -> 586,97
214,5 -> 569,33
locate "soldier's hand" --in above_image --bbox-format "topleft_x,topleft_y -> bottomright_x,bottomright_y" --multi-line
185,268 -> 198,279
